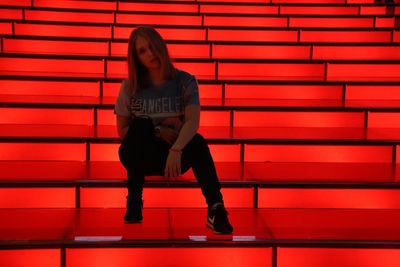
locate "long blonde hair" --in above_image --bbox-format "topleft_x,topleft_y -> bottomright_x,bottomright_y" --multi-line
127,26 -> 176,94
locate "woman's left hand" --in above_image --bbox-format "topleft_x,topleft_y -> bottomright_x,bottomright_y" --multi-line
164,150 -> 182,179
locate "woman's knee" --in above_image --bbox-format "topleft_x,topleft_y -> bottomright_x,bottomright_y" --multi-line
186,133 -> 209,152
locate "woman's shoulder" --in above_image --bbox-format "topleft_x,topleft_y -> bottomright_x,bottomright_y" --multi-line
120,79 -> 132,95
175,69 -> 196,83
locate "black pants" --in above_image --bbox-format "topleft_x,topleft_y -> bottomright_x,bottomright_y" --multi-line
118,117 -> 224,207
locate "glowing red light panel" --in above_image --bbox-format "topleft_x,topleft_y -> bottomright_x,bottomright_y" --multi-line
368,112 -> 400,128
244,162 -> 395,182
348,0 -> 377,3
281,6 -> 358,15
0,188 -> 75,208
360,6 -> 387,15
3,38 -> 109,56
212,44 -> 310,59
346,85 -> 400,100
218,63 -> 325,81
204,15 -> 287,27
208,144 -> 241,162
0,0 -> 31,6
116,14 -> 202,26
33,0 -> 116,10
80,188 -> 253,208
0,249 -> 60,267
0,161 -> 86,180
113,27 -> 206,41
0,8 -> 23,19
15,23 -> 112,38
208,29 -> 298,42
327,63 -> 400,81
0,107 -> 93,125
279,248 -> 400,267
0,22 -> 12,34
0,142 -> 86,160
200,4 -> 278,14
198,0 -> 267,2
67,248 -> 272,267
259,188 -> 400,209
290,17 -> 373,28
0,80 -> 100,96
395,31 -> 400,42
200,111 -> 231,126
225,84 -> 342,99
300,30 -> 391,42
234,111 -> 364,127
103,82 -> 121,97
0,57 -> 104,77
274,0 -> 345,2
199,84 -> 223,99
244,145 -> 393,162
119,2 -> 198,12
376,17 -> 395,28
313,45 -> 400,60
25,10 -> 114,23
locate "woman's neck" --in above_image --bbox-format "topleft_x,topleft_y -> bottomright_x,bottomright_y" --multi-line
149,69 -> 164,86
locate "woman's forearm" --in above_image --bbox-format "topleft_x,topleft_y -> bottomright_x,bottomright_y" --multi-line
171,120 -> 198,151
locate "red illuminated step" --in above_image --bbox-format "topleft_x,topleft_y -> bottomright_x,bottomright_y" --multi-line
0,80 -> 221,100
4,185 -> 400,209
2,208 -> 400,247
0,161 -> 397,185
1,82 -> 399,110
0,126 -> 399,162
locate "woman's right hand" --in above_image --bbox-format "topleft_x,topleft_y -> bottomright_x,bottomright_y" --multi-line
159,126 -> 179,144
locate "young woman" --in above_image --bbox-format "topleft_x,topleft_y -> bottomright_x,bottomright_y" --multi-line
114,26 -> 233,234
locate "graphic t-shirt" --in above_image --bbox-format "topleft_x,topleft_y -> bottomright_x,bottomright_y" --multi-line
114,70 -> 200,131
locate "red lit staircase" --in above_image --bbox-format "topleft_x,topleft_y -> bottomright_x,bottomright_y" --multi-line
0,0 -> 400,266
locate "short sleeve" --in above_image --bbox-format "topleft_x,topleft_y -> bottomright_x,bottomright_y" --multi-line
180,71 -> 200,107
114,80 -> 131,117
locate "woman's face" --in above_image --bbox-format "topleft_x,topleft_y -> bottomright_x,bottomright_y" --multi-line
135,36 -> 160,70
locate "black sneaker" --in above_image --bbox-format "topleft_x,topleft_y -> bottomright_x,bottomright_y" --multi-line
123,197 -> 143,224
206,203 -> 233,234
